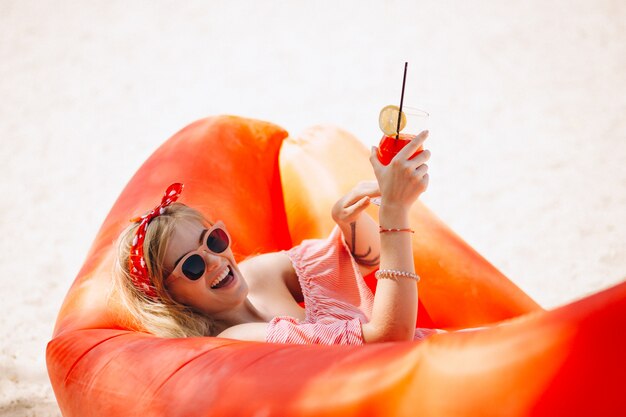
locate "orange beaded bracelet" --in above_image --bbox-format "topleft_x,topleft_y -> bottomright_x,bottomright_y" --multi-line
379,227 -> 414,233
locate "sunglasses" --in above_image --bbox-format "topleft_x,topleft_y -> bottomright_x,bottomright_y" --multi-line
166,221 -> 231,282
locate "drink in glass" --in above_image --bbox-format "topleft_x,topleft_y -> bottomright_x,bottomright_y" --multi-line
376,106 -> 429,165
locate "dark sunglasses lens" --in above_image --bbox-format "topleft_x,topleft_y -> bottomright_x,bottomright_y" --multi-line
207,228 -> 229,253
181,254 -> 206,280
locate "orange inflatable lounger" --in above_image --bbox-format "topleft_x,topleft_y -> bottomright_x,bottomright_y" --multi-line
47,116 -> 626,416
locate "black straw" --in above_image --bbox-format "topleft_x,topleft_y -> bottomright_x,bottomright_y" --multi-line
395,62 -> 408,140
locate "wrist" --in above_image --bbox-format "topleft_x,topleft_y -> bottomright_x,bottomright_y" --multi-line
379,198 -> 410,211
379,205 -> 410,228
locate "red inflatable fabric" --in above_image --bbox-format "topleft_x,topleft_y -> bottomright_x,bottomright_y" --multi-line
47,116 -> 626,416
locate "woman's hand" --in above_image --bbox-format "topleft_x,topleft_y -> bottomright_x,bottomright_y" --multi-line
332,181 -> 382,274
331,180 -> 381,226
369,131 -> 430,212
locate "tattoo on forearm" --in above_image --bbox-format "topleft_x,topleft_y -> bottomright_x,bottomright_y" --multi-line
349,221 -> 380,267
355,255 -> 381,267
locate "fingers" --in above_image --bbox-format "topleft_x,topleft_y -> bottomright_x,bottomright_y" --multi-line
370,146 -> 383,172
356,180 -> 381,198
352,180 -> 380,195
344,186 -> 377,208
396,130 -> 429,161
407,149 -> 431,169
358,180 -> 379,190
414,163 -> 429,179
343,181 -> 378,207
344,196 -> 370,216
355,195 -> 371,208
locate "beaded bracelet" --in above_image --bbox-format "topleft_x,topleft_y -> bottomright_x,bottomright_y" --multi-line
379,227 -> 415,233
375,269 -> 421,282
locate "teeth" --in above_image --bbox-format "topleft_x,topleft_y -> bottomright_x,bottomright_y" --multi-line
210,267 -> 230,288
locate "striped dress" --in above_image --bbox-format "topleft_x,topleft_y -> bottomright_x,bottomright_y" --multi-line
265,226 -> 440,345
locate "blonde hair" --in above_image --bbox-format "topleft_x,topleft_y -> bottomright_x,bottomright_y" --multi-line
110,203 -> 216,338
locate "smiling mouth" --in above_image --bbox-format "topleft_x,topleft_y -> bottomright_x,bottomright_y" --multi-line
210,266 -> 234,289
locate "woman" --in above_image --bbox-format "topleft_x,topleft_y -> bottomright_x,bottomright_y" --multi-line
112,131 -> 437,344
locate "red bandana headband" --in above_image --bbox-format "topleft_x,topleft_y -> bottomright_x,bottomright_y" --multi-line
128,183 -> 184,299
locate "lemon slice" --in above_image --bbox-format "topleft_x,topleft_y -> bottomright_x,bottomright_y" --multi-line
379,105 -> 407,136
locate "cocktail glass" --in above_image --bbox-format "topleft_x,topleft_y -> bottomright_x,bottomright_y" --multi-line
372,106 -> 429,206
376,106 -> 429,165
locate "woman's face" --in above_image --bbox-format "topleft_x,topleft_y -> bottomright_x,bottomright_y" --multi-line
162,219 -> 248,317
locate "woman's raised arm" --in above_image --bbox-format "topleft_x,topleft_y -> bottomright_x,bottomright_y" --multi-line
361,131 -> 430,343
331,181 -> 382,276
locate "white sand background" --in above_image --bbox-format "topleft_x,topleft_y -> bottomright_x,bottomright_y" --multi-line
1,1 -> 625,415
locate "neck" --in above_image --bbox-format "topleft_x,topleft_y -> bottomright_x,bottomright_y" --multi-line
211,297 -> 264,334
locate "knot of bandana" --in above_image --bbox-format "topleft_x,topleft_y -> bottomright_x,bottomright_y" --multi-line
128,183 -> 184,299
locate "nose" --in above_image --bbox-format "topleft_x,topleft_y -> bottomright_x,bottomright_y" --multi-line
200,249 -> 223,275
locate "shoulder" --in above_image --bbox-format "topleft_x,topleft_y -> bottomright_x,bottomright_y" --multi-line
240,251 -> 302,302
241,251 -> 292,271
217,323 -> 268,342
